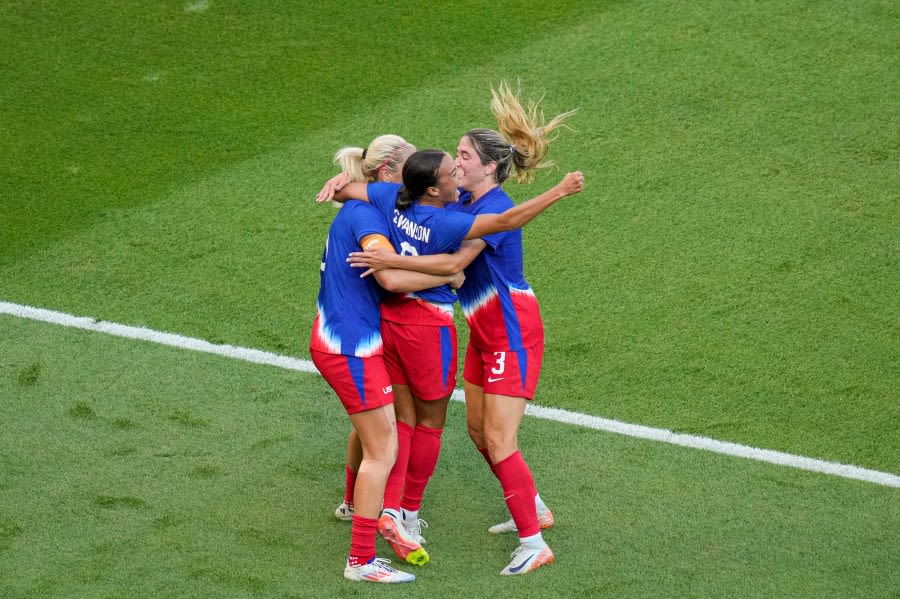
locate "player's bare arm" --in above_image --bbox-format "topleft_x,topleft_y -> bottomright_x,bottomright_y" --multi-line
464,171 -> 584,240
348,239 -> 485,278
359,234 -> 458,292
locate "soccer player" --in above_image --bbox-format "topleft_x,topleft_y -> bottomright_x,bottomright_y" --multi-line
325,135 -> 417,526
324,135 -> 443,567
327,150 -> 486,566
310,178 -> 459,583
343,82 -> 576,575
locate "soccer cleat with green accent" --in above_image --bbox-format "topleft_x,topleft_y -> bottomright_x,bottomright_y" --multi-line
378,513 -> 430,566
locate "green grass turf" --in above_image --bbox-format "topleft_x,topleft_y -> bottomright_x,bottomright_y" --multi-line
2,316 -> 898,598
1,0 -> 898,595
2,0 -> 897,471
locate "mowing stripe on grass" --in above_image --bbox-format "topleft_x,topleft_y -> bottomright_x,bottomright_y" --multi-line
3,300 -> 898,489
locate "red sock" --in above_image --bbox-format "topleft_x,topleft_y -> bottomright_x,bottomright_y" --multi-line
382,420 -> 414,512
401,425 -> 443,512
343,464 -> 357,505
478,447 -> 499,478
348,514 -> 377,566
493,451 -> 540,537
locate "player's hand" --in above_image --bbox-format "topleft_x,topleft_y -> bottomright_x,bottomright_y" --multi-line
448,271 -> 466,289
316,172 -> 352,203
557,171 -> 585,197
347,248 -> 396,278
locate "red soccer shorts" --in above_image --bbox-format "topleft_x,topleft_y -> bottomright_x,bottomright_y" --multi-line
381,320 -> 457,401
462,341 -> 544,400
310,349 -> 394,414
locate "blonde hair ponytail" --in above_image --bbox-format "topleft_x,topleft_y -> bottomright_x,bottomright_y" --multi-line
333,134 -> 415,182
466,82 -> 576,184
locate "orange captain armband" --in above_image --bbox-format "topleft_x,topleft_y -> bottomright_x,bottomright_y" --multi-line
359,234 -> 396,253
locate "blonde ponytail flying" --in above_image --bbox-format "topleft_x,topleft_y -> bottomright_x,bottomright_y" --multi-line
466,81 -> 576,185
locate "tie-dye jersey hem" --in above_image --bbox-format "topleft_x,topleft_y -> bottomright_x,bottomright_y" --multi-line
310,308 -> 384,357
461,283 -> 542,351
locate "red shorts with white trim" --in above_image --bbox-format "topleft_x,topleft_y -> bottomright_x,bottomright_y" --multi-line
310,349 -> 394,414
382,320 -> 457,401
462,341 -> 544,400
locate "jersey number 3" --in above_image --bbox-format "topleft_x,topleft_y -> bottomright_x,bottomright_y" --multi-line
491,351 -> 506,375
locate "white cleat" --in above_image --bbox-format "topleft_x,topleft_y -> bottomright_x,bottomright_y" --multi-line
403,518 -> 428,545
343,557 -> 415,583
488,509 -> 554,534
334,500 -> 354,521
499,544 -> 554,576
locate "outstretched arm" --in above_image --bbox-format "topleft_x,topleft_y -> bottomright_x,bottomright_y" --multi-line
348,239 -> 486,277
316,175 -> 369,204
359,234 -> 460,292
464,171 -> 584,240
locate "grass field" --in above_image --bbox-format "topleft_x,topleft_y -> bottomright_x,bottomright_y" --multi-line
2,1 -> 898,597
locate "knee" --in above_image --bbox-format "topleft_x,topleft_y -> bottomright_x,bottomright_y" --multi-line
395,404 -> 416,427
483,428 -> 517,461
364,432 -> 397,467
359,455 -> 393,481
467,423 -> 484,448
417,403 -> 448,430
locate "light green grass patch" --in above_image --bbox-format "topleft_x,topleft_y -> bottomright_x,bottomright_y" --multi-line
1,317 -> 898,598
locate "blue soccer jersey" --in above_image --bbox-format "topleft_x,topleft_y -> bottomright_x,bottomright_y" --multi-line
447,186 -> 544,351
309,200 -> 389,357
366,182 -> 475,325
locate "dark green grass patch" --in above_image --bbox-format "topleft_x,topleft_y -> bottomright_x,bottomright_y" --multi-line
0,0 -> 592,263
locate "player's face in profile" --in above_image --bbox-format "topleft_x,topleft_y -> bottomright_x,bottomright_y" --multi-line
434,154 -> 460,205
455,135 -> 488,191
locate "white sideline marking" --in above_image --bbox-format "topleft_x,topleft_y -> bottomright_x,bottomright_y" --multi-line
2,300 -> 898,489
0,302 -> 318,375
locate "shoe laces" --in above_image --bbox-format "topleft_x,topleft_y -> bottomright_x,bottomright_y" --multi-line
405,518 -> 428,537
509,544 -> 527,560
371,557 -> 397,572
510,542 -> 544,561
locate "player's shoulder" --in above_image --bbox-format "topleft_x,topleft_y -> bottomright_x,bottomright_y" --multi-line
368,181 -> 402,198
343,199 -> 386,227
471,186 -> 514,213
342,198 -> 377,214
483,186 -> 514,206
